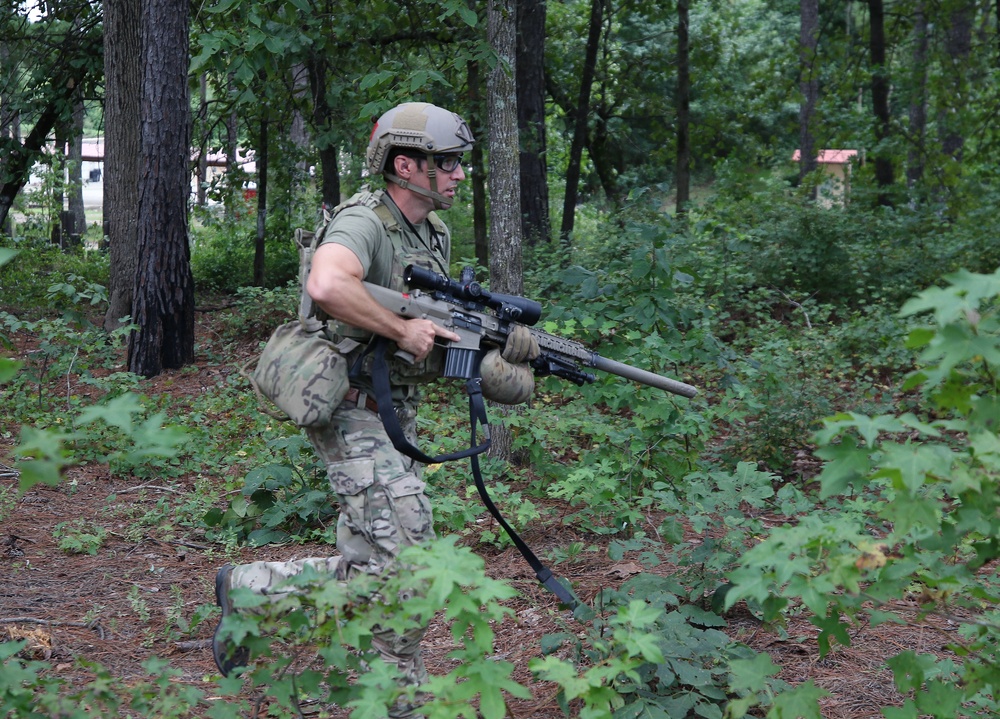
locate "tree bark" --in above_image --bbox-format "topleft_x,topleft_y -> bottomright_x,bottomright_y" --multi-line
798,0 -> 819,190
306,56 -> 341,209
51,123 -> 66,246
516,0 -> 550,245
196,74 -> 208,207
468,58 -> 489,271
68,94 -> 86,243
868,0 -> 894,205
254,115 -> 268,287
225,86 -> 239,221
675,0 -> 691,215
487,0 -> 522,463
906,4 -> 928,191
289,63 -> 310,223
940,2 -> 972,161
127,0 -> 195,377
559,0 -> 604,243
103,0 -> 142,330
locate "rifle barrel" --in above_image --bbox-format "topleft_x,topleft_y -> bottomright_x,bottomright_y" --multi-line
590,355 -> 698,398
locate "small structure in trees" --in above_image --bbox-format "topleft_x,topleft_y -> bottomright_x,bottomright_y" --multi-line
792,149 -> 858,207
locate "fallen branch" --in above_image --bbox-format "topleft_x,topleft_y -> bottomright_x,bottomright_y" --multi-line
174,638 -> 212,651
116,482 -> 183,495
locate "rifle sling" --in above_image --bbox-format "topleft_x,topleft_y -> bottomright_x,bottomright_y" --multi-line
371,338 -> 578,609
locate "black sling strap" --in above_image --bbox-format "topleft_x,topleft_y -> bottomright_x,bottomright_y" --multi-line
370,338 -> 578,609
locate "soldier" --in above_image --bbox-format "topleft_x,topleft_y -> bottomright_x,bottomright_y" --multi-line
211,102 -> 536,718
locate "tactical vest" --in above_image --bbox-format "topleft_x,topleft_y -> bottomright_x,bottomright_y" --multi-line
294,189 -> 450,387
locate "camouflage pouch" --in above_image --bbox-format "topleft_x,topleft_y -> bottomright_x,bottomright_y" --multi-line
249,322 -> 355,428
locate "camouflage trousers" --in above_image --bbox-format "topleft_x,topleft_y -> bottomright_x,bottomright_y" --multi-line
228,400 -> 435,718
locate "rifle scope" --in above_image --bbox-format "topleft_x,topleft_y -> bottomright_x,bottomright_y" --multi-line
404,265 -> 542,326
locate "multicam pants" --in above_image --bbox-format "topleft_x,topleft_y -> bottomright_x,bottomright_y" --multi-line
228,399 -> 435,718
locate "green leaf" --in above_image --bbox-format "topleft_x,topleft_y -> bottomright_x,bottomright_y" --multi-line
75,393 -> 146,433
809,613 -> 851,657
728,653 -> 781,694
18,458 -> 65,492
914,679 -> 964,717
0,248 -> 16,267
885,651 -> 937,693
875,442 -> 954,492
0,356 -> 22,384
458,5 -> 478,26
766,680 -> 828,719
881,493 -> 939,539
880,700 -> 919,719
814,435 -> 871,499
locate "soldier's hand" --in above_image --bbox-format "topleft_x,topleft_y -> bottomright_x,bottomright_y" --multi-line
398,319 -> 460,362
502,325 -> 540,364
480,349 -> 535,405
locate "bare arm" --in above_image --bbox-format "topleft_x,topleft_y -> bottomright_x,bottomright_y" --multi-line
306,242 -> 460,362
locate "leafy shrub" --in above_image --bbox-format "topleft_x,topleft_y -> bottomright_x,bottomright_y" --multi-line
216,281 -> 298,342
190,216 -> 298,292
0,242 -> 108,315
724,267 -> 1000,717
215,536 -> 527,719
533,572 -> 784,718
203,433 -> 334,546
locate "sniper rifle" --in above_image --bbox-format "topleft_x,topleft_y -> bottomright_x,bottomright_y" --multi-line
363,264 -> 698,398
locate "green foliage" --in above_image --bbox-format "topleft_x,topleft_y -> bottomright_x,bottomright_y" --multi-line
0,647 -> 207,719
215,536 -> 527,718
52,519 -> 107,555
190,217 -> 298,292
724,267 -> 1000,717
533,573 -> 784,719
216,281 -> 297,342
0,243 -> 109,315
203,434 -> 335,546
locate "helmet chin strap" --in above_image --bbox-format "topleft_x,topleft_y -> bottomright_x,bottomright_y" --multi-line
384,155 -> 453,210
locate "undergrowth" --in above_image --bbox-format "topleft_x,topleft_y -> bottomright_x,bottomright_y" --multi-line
3,191 -> 995,717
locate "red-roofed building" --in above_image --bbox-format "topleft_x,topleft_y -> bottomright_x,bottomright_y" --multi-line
792,149 -> 859,206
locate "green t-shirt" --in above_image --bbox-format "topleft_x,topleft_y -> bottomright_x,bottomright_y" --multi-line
317,191 -> 452,395
319,194 -> 450,288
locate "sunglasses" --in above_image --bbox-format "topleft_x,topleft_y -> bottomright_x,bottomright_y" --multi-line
432,154 -> 463,172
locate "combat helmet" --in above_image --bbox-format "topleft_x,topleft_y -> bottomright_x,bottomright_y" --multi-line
367,102 -> 474,209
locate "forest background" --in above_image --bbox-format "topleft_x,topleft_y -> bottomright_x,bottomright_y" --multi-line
2,0 -> 1000,716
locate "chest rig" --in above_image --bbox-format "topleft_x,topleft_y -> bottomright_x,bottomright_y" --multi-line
296,190 -> 450,387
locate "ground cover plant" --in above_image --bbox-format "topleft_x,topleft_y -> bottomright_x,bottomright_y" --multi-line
2,186 -> 1000,718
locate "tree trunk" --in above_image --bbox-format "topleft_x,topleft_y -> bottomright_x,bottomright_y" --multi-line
868,0 -> 894,205
307,56 -> 341,209
103,0 -> 142,331
68,94 -> 86,243
254,115 -> 268,287
127,0 -> 195,377
798,0 -> 819,190
468,58 -> 489,271
289,63 -> 310,224
940,3 -> 972,161
516,0 -> 550,245
51,123 -> 67,246
225,88 -> 239,221
487,0 -> 522,464
675,0 -> 691,215
0,42 -> 12,236
196,74 -> 208,207
559,0 -> 604,243
906,5 -> 928,191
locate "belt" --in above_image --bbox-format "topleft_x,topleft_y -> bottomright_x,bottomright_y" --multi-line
342,387 -> 380,414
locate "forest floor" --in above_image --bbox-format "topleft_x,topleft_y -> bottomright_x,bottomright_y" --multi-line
0,316 -> 964,718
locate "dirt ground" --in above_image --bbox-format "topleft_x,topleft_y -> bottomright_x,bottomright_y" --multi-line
0,320 -> 959,718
